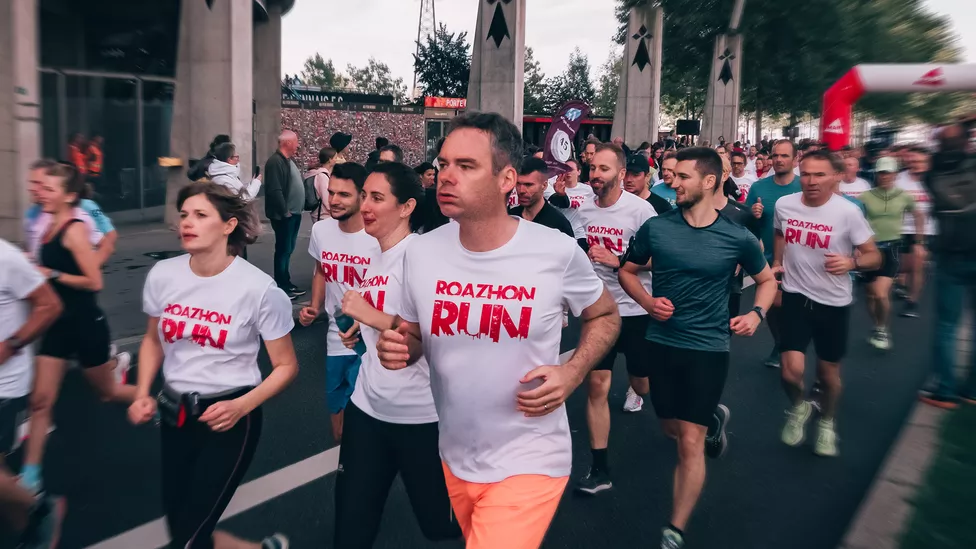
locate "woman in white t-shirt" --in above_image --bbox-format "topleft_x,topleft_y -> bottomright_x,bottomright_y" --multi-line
329,163 -> 460,546
128,182 -> 296,549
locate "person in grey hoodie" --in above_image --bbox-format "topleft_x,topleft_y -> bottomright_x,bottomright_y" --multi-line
263,130 -> 306,298
207,142 -> 262,201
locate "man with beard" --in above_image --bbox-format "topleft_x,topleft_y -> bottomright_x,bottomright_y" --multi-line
652,152 -> 679,208
548,158 -> 596,250
623,154 -> 673,215
510,157 -> 574,238
304,162 -> 382,442
746,139 -> 802,368
619,147 -> 776,549
573,143 -> 655,495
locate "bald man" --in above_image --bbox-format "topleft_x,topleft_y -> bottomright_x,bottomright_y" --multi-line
264,130 -> 307,298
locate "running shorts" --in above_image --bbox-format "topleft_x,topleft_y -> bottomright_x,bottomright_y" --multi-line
594,315 -> 650,376
38,309 -> 111,368
899,234 -> 933,254
862,241 -> 900,281
779,291 -> 850,363
0,396 -> 28,455
645,340 -> 729,427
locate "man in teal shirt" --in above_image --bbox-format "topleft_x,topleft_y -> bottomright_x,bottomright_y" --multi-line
651,152 -> 678,207
745,139 -> 801,368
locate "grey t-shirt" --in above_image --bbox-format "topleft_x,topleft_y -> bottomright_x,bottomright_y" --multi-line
286,160 -> 305,215
626,209 -> 767,352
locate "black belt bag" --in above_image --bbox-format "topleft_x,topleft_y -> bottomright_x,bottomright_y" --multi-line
157,385 -> 252,428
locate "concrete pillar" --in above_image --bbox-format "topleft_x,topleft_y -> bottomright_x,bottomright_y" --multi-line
701,34 -> 743,146
466,0 -> 526,131
0,0 -> 40,243
253,4 -> 282,175
611,6 -> 663,148
165,0 -> 253,226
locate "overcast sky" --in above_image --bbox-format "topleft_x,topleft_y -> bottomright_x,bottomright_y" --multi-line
281,0 -> 975,89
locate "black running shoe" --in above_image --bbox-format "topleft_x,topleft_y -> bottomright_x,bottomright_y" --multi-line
573,468 -> 612,495
893,286 -> 909,301
705,404 -> 730,459
763,349 -> 781,369
899,301 -> 919,319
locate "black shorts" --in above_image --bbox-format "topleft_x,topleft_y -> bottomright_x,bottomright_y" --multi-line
899,235 -> 933,254
862,241 -> 900,281
779,291 -> 850,363
0,396 -> 28,455
594,315 -> 650,376
38,309 -> 111,368
645,340 -> 729,427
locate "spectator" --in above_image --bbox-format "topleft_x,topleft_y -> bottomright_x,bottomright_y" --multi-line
87,135 -> 104,187
307,146 -> 338,222
365,136 -> 389,171
415,162 -> 436,189
68,133 -> 88,175
378,144 -> 404,164
188,134 -> 231,181
264,130 -> 306,299
330,131 -> 353,164
207,142 -> 262,201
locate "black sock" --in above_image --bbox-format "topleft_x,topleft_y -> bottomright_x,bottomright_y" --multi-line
667,523 -> 685,537
591,448 -> 609,474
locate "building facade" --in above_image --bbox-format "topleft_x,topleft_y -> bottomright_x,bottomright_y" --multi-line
0,0 -> 293,240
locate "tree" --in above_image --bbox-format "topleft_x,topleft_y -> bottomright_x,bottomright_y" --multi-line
347,58 -> 409,104
544,48 -> 597,113
414,23 -> 471,98
300,53 -> 349,89
593,50 -> 623,117
523,47 -> 547,114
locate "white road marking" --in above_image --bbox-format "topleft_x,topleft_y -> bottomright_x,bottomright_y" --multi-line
87,350 -> 577,548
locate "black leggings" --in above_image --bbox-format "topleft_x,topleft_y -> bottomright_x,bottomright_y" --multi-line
334,402 -> 460,548
161,407 -> 262,549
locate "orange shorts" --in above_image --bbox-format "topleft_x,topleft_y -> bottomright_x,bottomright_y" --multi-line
442,462 -> 568,549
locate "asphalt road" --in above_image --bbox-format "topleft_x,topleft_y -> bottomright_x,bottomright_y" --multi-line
34,286 -> 932,549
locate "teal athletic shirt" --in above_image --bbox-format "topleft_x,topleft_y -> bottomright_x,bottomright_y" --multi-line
745,174 -> 801,263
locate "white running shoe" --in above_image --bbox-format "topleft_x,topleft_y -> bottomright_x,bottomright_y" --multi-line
113,351 -> 132,385
781,401 -> 813,447
622,386 -> 643,413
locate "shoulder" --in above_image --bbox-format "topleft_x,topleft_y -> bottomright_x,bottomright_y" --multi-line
232,256 -> 279,290
0,238 -> 24,262
310,217 -> 337,239
146,254 -> 190,287
774,192 -> 801,208
406,222 -> 457,259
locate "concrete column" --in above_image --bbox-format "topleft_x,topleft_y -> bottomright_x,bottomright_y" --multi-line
466,0 -> 526,131
701,33 -> 743,146
165,0 -> 254,226
253,4 -> 282,174
611,6 -> 663,147
0,0 -> 40,243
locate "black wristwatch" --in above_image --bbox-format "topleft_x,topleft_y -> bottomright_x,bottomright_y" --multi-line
4,337 -> 25,352
751,306 -> 766,323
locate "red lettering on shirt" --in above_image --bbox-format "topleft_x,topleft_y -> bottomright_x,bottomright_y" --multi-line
160,310 -> 228,350
586,225 -> 624,236
784,219 -> 832,250
362,289 -> 386,312
320,251 -> 372,265
570,196 -> 585,209
162,303 -> 233,325
431,300 -> 531,343
434,280 -> 536,301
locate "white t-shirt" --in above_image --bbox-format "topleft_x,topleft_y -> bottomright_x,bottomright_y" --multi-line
731,174 -> 757,202
895,172 -> 937,235
794,166 -> 801,176
774,194 -> 874,307
746,157 -> 757,177
507,188 -> 519,209
399,219 -> 604,483
578,191 -> 655,316
351,234 -> 438,424
838,178 -> 871,200
551,184 -> 595,241
143,255 -> 295,394
307,218 -> 382,357
0,239 -> 44,398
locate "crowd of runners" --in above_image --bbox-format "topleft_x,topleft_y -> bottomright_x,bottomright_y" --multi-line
0,110 -> 973,549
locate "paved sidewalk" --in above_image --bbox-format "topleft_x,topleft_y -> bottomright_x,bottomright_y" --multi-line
102,216 -> 319,340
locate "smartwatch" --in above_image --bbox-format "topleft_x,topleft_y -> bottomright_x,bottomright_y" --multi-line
751,306 -> 766,323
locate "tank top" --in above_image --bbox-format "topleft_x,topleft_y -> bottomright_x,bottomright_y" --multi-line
40,219 -> 99,314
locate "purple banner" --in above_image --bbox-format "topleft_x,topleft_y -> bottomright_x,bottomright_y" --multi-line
542,100 -> 591,176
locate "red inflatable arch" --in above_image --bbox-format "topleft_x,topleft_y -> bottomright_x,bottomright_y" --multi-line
820,64 -> 976,150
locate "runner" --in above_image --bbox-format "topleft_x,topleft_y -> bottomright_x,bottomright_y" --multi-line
128,182 -> 294,549
746,139 -> 802,369
24,161 -> 135,495
575,143 -> 655,495
838,155 -> 871,199
651,152 -> 678,208
303,162 -> 381,442
325,162 -> 460,548
623,154 -> 673,215
510,157 -> 575,238
376,112 -> 620,549
895,146 -> 935,318
729,151 -> 757,202
0,238 -> 65,548
619,146 -> 776,549
547,158 -> 595,249
858,157 -> 923,350
579,138 -> 600,183
772,150 -> 880,457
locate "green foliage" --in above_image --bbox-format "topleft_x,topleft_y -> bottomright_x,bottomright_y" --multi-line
594,50 -> 623,118
346,58 -> 409,104
523,47 -> 548,115
544,48 -> 597,114
300,53 -> 349,90
414,23 -> 471,99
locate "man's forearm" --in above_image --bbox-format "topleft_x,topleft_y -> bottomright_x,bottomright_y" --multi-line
752,278 -> 777,313
563,311 -> 620,382
13,287 -> 62,346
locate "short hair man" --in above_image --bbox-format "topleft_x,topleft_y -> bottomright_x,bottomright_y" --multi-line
729,150 -> 757,201
264,130 -> 306,298
651,152 -> 679,208
378,144 -> 404,164
510,157 -> 574,238
624,154 -> 672,215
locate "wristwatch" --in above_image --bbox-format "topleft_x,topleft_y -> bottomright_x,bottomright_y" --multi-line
751,306 -> 766,323
48,269 -> 61,281
4,336 -> 25,352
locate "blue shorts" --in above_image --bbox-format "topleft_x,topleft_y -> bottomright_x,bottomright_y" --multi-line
326,354 -> 361,414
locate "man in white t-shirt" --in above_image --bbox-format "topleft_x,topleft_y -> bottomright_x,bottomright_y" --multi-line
0,239 -> 64,545
838,156 -> 871,199
895,147 -> 935,318
547,158 -> 595,248
773,151 -> 880,458
377,113 -> 619,549
573,144 -> 656,495
729,151 -> 757,202
302,162 -> 381,441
